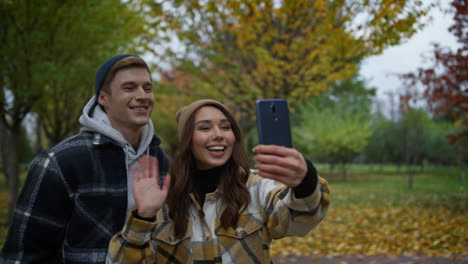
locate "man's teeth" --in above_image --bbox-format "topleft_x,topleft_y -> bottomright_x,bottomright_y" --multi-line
132,106 -> 147,110
207,146 -> 225,151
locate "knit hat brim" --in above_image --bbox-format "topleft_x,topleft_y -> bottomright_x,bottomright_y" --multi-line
176,99 -> 230,142
94,54 -> 138,98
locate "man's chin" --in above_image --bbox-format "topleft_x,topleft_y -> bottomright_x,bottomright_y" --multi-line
131,118 -> 150,128
136,121 -> 150,127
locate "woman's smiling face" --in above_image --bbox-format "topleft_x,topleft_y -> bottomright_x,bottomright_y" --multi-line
191,106 -> 235,170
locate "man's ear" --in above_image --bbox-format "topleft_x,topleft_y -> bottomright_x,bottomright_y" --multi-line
98,92 -> 109,108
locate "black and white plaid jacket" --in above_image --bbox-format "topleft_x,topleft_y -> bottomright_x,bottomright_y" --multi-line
1,131 -> 169,263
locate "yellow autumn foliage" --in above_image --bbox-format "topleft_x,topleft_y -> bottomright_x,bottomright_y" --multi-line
145,0 -> 433,131
271,205 -> 466,257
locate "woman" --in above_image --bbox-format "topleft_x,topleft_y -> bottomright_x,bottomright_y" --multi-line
107,99 -> 330,264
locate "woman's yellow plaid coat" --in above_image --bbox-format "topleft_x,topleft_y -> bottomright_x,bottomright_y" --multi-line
107,173 -> 330,264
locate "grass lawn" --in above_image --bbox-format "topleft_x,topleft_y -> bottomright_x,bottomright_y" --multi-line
0,167 -> 466,257
328,173 -> 466,210
271,171 -> 467,257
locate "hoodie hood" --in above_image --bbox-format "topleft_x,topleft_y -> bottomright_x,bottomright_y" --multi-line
79,97 -> 155,155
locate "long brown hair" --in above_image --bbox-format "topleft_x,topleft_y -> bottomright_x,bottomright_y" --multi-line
167,103 -> 251,239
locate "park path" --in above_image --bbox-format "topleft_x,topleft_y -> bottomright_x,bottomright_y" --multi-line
272,254 -> 468,264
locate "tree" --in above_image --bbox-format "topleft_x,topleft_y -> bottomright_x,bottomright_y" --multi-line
364,116 -> 402,167
293,74 -> 375,179
424,120 -> 460,165
1,0 -> 57,222
19,124 -> 34,165
145,0 -> 433,132
401,0 -> 467,145
365,104 -> 465,170
0,0 -> 147,222
32,1 -> 148,147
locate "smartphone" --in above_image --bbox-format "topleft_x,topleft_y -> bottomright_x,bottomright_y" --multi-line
256,99 -> 293,148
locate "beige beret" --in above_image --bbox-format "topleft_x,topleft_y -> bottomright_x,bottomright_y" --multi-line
175,99 -> 230,142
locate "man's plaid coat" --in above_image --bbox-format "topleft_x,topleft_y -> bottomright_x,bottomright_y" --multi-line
1,131 -> 169,263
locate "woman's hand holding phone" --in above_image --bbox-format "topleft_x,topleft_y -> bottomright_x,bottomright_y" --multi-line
252,145 -> 307,187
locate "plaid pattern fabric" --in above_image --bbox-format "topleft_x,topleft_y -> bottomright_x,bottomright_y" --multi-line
1,132 -> 169,264
106,174 -> 330,264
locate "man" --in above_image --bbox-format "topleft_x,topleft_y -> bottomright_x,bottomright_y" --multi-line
1,54 -> 169,263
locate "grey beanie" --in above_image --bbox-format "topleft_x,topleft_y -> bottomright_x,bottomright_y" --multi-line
94,54 -> 138,98
175,99 -> 230,142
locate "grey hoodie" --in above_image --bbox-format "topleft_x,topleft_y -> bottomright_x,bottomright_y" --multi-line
79,97 -> 156,217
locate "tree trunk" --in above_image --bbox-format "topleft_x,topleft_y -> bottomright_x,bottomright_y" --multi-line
341,162 -> 347,181
1,119 -> 21,225
35,115 -> 43,154
329,163 -> 334,180
0,118 -> 8,183
407,169 -> 413,189
0,118 -> 7,184
461,166 -> 466,185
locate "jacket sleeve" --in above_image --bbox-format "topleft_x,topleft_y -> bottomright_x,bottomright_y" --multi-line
106,211 -> 156,264
1,153 -> 73,263
257,162 -> 330,240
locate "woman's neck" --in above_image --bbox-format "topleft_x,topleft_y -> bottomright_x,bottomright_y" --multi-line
193,166 -> 223,195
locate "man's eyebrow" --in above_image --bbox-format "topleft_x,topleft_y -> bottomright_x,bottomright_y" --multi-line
120,80 -> 152,86
120,81 -> 136,86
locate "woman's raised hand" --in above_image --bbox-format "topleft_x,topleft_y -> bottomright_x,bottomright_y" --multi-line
131,156 -> 171,218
